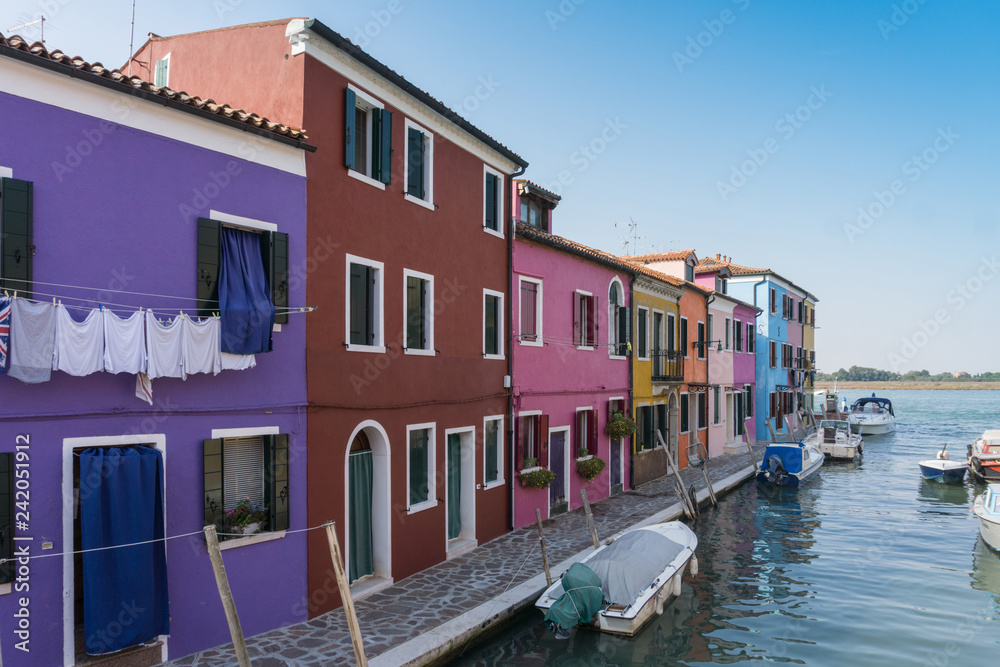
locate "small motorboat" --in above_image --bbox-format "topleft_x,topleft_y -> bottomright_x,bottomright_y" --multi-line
811,386 -> 845,422
918,445 -> 967,484
536,522 -> 698,637
803,419 -> 863,461
973,484 -> 1000,552
847,394 -> 896,435
756,441 -> 824,486
968,430 -> 1000,483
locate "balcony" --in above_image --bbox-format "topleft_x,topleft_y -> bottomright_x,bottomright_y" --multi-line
795,356 -> 813,370
652,350 -> 684,382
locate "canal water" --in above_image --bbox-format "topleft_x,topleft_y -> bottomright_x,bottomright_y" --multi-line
449,390 -> 1000,666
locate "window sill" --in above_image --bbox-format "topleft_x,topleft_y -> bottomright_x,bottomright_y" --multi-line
482,479 -> 505,491
404,193 -> 435,211
347,343 -> 387,354
219,529 -> 286,551
519,339 -> 543,347
484,353 -> 505,361
576,455 -> 593,462
576,345 -> 595,351
407,499 -> 437,515
519,466 -> 542,475
348,169 -> 387,190
637,356 -> 650,362
483,226 -> 504,239
609,353 -> 627,361
404,348 -> 435,357
0,582 -> 10,596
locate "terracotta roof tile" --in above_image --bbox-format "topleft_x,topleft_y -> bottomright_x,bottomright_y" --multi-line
516,223 -> 637,273
621,250 -> 696,263
0,33 -> 312,147
514,179 -> 561,202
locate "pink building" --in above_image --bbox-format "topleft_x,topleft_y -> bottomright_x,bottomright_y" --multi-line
512,183 -> 635,528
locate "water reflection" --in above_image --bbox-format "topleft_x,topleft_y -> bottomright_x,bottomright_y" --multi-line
916,478 -> 974,509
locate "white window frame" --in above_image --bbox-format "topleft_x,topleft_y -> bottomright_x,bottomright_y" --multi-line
518,410 -> 543,469
346,83 -> 387,191
575,289 -> 595,351
406,422 -> 437,514
483,164 -> 505,239
575,406 -> 594,458
483,288 -> 505,360
518,276 -> 543,347
402,268 -> 435,356
483,415 -> 505,489
403,117 -> 435,210
608,277 -> 626,360
680,391 -> 690,434
636,306 -> 650,361
345,254 -> 386,353
154,53 -> 170,88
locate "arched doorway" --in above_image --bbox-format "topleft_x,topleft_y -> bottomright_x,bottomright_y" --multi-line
344,422 -> 391,590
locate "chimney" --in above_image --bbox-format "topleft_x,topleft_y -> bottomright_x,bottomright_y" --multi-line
716,253 -> 721,260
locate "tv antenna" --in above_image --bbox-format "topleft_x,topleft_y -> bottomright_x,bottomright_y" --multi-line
616,217 -> 643,256
7,16 -> 45,43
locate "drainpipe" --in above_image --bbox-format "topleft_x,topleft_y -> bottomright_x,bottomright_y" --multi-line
750,278 -> 766,440
507,166 -> 525,531
628,273 -> 635,490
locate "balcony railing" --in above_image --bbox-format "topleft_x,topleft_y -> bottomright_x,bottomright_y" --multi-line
652,350 -> 684,382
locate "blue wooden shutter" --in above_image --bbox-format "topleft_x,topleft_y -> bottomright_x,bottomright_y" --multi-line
1,178 -> 33,298
617,305 -> 628,355
345,88 -> 357,170
196,217 -> 221,317
266,434 -> 290,532
484,173 -> 497,230
203,439 -> 225,533
378,109 -> 392,184
407,128 -> 425,199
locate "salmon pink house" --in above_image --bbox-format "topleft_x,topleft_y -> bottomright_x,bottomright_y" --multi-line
512,185 -> 636,528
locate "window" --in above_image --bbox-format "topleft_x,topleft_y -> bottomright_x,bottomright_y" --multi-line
770,288 -> 777,315
518,413 -> 547,468
636,405 -> 655,452
798,301 -> 804,324
707,314 -> 714,347
724,318 -> 731,351
483,289 -> 504,358
484,167 -> 504,235
154,54 -> 170,88
680,393 -> 689,433
697,392 -> 707,429
680,316 -> 689,357
344,86 -> 392,186
404,270 -> 433,354
347,255 -> 384,351
770,340 -> 777,368
747,322 -> 755,354
203,431 -> 289,542
745,384 -> 754,417
637,307 -> 649,359
576,408 -> 598,457
574,291 -> 597,348
0,176 -> 34,298
655,404 -> 668,447
735,319 -> 742,352
520,199 -> 548,231
666,314 -> 676,352
484,416 -> 504,487
519,278 -> 542,345
770,392 -> 778,419
713,387 -> 721,425
685,263 -> 694,282
697,321 -> 706,359
406,424 -> 436,512
404,119 -> 434,208
609,280 -> 628,356
735,393 -> 745,436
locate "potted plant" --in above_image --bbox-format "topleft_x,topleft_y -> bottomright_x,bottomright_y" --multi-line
577,447 -> 591,460
604,411 -> 637,440
576,455 -> 606,482
225,497 -> 269,536
521,457 -> 538,470
518,467 -> 555,488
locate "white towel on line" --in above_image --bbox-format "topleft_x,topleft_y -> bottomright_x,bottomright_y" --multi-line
8,299 -> 56,383
144,311 -> 184,379
221,351 -> 256,371
104,309 -> 146,374
53,304 -> 105,376
181,315 -> 222,378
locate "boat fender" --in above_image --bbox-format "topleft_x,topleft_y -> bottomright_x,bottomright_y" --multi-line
689,554 -> 698,576
937,450 -> 950,461
672,573 -> 682,598
655,590 -> 665,616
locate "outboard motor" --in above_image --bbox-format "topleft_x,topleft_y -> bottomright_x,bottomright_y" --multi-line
764,454 -> 788,485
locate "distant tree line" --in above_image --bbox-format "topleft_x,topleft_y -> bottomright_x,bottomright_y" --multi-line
815,366 -> 1000,382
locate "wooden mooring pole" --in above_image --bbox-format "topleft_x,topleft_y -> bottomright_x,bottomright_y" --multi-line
694,438 -> 718,507
325,522 -> 369,667
535,509 -> 552,587
579,490 -> 601,549
744,418 -> 757,469
203,525 -> 251,667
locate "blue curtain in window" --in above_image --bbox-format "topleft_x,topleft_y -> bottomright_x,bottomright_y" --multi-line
219,226 -> 275,354
79,446 -> 169,655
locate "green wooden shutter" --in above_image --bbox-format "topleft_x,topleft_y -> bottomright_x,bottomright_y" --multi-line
349,263 -> 365,345
406,276 -> 422,349
272,232 -> 289,324
154,59 -> 168,87
203,439 -> 225,532
266,434 -> 290,532
378,109 -> 392,184
617,305 -> 628,355
407,128 -> 425,199
0,453 -> 13,585
345,88 -> 357,170
485,173 -> 497,230
196,218 -> 221,317
484,295 -> 497,354
1,178 -> 33,298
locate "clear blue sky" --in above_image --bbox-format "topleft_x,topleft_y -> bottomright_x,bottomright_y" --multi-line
5,0 -> 998,374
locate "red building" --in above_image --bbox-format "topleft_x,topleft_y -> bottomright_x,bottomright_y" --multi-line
129,18 -> 527,614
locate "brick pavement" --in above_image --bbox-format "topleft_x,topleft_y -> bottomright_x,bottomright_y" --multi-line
167,444 -> 765,667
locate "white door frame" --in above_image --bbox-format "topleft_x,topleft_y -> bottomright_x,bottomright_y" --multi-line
62,434 -> 168,666
444,427 -> 477,550
547,426 -> 571,509
343,421 -> 393,590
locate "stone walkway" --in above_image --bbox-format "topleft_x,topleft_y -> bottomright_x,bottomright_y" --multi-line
168,444 -> 765,667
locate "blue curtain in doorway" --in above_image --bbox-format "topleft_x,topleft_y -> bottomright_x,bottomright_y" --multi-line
349,450 -> 374,582
79,446 -> 169,655
219,225 -> 275,354
447,435 -> 461,540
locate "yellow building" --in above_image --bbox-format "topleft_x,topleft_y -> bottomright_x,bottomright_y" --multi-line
803,297 -> 817,409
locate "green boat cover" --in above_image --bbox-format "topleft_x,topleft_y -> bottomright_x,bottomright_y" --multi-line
544,562 -> 604,633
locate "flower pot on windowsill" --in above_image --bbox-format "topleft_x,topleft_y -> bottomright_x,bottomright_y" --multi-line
235,522 -> 261,536
576,456 -> 606,482
605,411 -> 637,441
518,467 -> 555,488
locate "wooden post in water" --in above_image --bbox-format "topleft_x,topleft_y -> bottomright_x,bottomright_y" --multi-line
203,525 -> 251,667
744,418 -> 757,469
325,522 -> 369,667
657,431 -> 696,519
579,490 -> 601,549
765,417 -> 777,442
694,438 -> 718,507
535,509 -> 553,587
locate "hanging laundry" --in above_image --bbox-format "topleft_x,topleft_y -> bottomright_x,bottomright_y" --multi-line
221,352 -> 256,371
53,304 -> 105,376
144,311 -> 184,380
219,226 -> 275,355
181,315 -> 221,378
8,298 -> 56,383
0,296 -> 9,373
135,371 -> 153,405
104,309 -> 147,375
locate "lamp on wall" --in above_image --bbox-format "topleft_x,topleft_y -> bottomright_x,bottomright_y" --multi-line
692,340 -> 724,353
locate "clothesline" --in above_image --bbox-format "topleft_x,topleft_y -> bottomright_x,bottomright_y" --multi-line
2,289 -> 315,316
1,276 -> 218,302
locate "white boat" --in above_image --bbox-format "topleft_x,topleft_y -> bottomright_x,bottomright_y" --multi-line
803,419 -> 863,461
811,387 -> 845,422
968,430 -> 1000,484
973,484 -> 1000,552
918,445 -> 967,483
536,522 -> 698,637
847,395 -> 896,435
756,441 -> 824,486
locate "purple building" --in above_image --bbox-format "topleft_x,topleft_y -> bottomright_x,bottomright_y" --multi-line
0,35 -> 311,664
